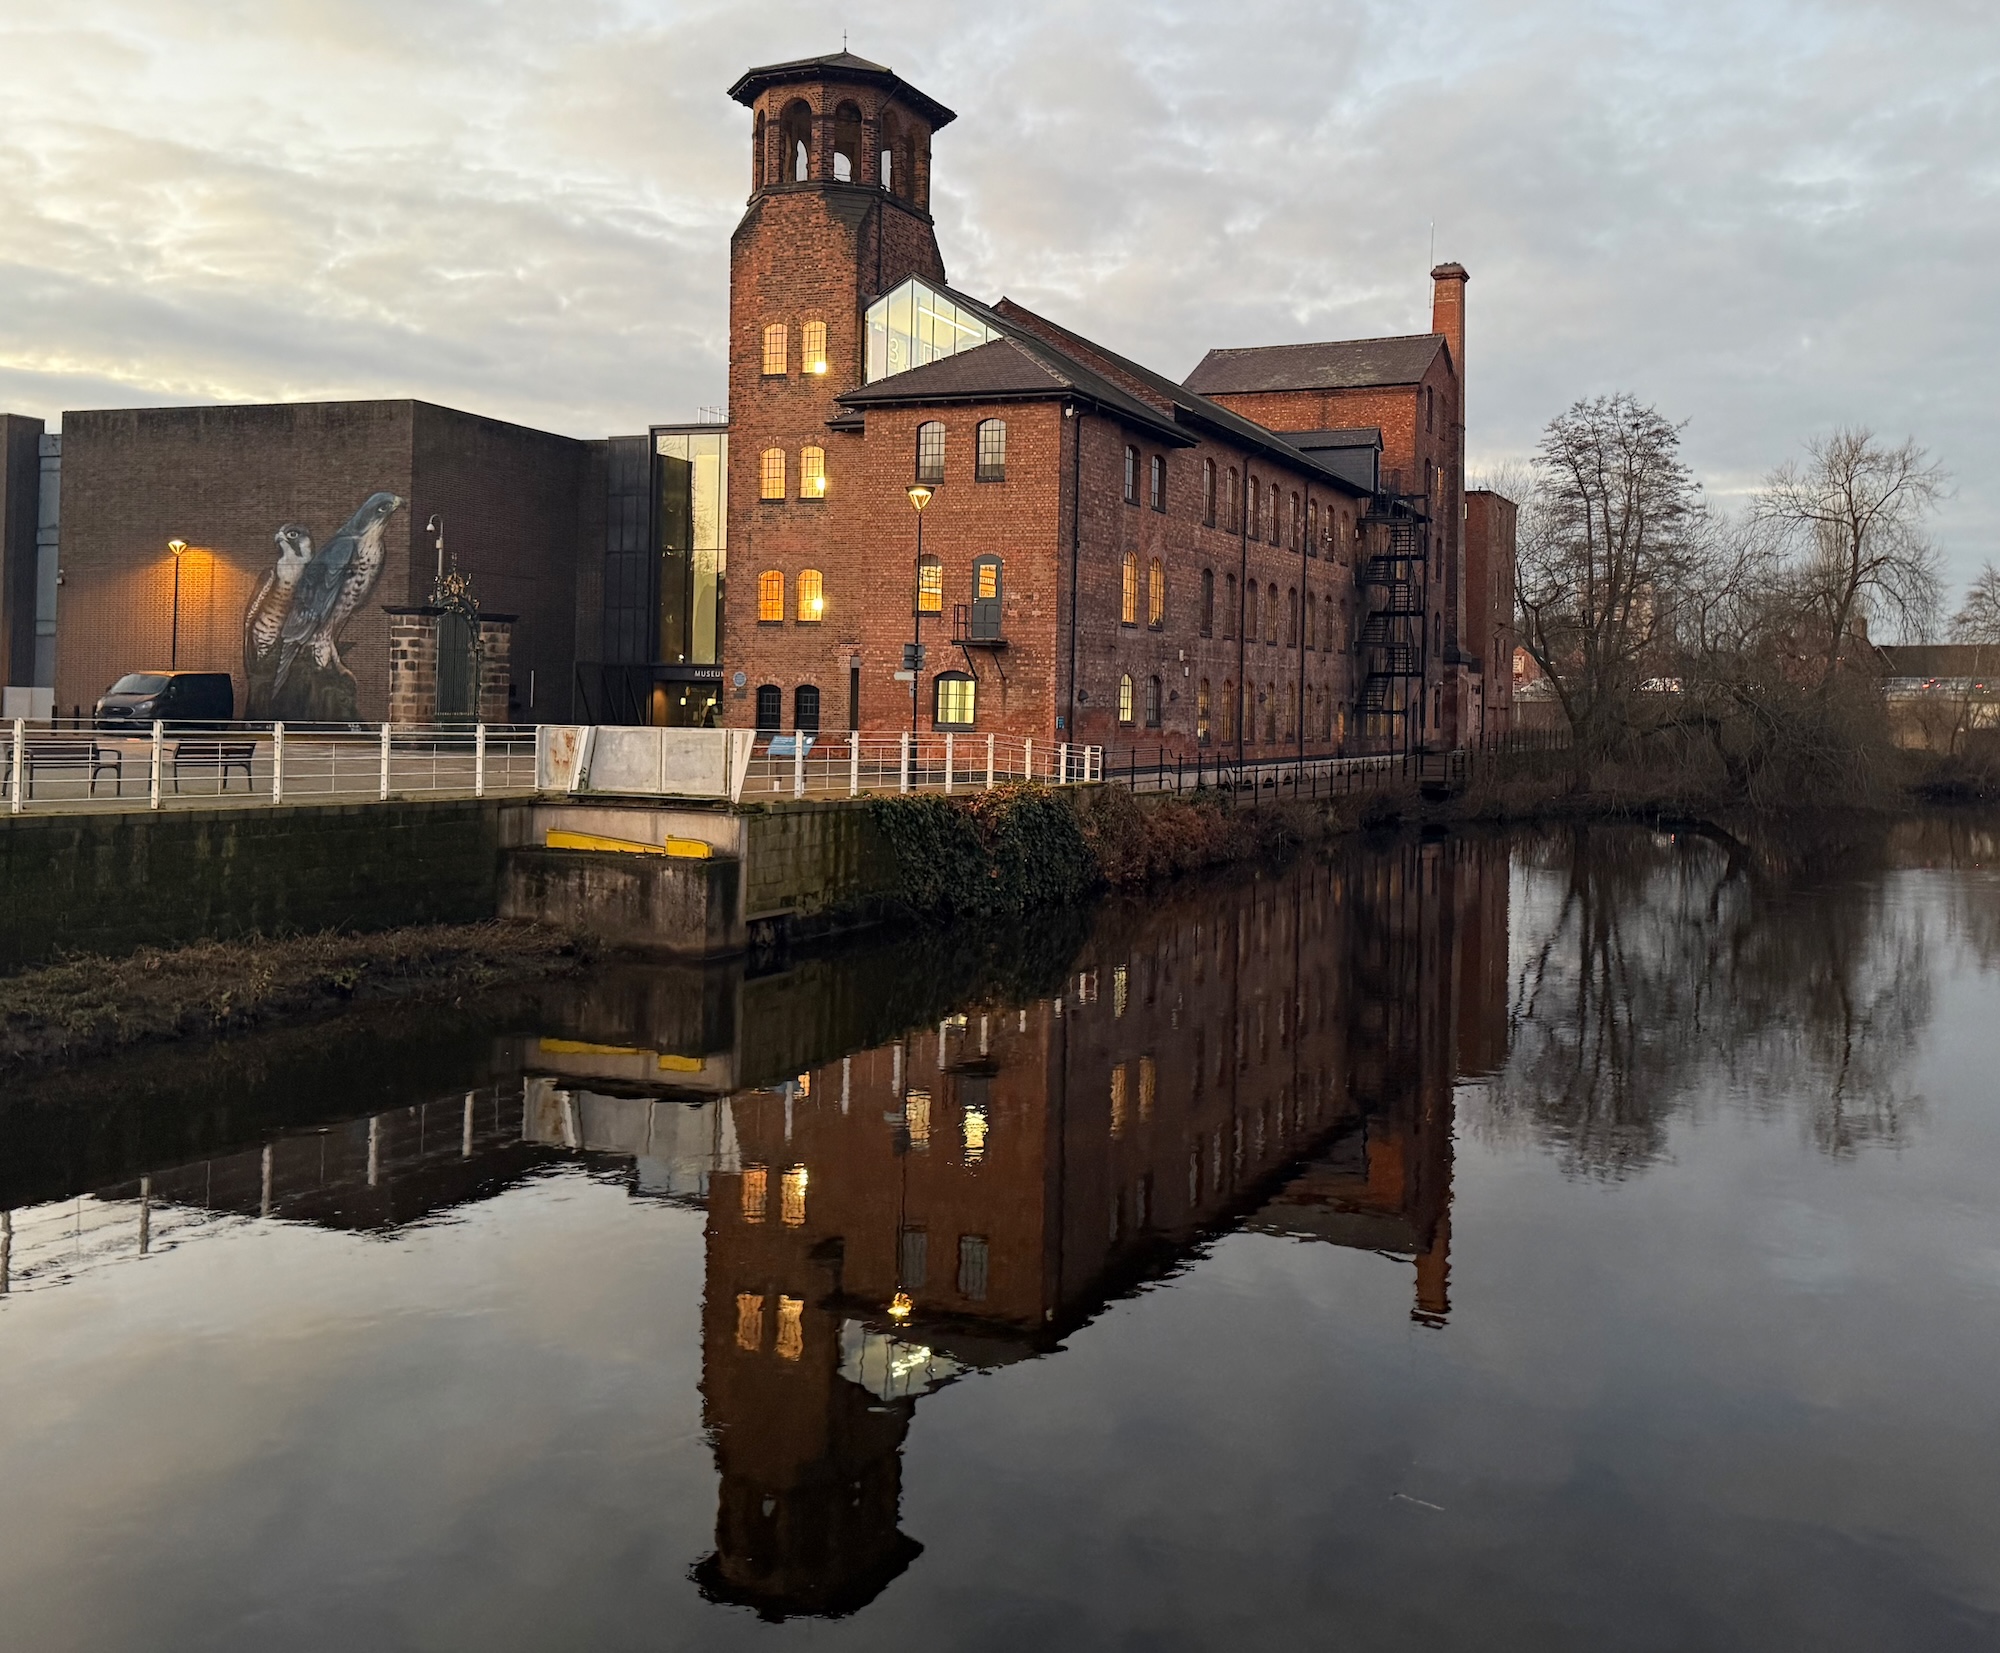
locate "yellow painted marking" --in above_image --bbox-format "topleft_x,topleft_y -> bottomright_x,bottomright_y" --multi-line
537,1038 -> 649,1058
545,829 -> 713,859
658,1054 -> 705,1073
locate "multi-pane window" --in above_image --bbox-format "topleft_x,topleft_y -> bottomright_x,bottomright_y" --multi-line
934,671 -> 976,727
757,570 -> 784,622
759,448 -> 785,500
1198,679 -> 1211,744
798,445 -> 826,499
1149,454 -> 1166,512
1247,477 -> 1259,540
976,418 -> 1007,481
761,323 -> 788,376
796,568 -> 823,621
1266,584 -> 1280,644
1200,568 -> 1214,637
1147,559 -> 1165,628
917,553 -> 943,613
1123,445 -> 1138,505
1307,499 -> 1318,554
1304,591 -> 1316,650
1291,492 -> 1301,550
1202,460 -> 1216,527
755,685 -> 781,731
794,684 -> 820,731
1226,467 -> 1239,530
1224,573 -> 1237,639
1244,582 -> 1258,644
915,420 -> 946,483
1121,552 -> 1138,625
801,319 -> 827,375
1144,675 -> 1162,728
1118,673 -> 1134,726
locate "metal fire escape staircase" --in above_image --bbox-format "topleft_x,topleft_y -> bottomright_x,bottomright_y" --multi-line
1358,501 -> 1428,746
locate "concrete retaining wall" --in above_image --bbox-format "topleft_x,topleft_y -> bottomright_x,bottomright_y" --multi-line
498,848 -> 741,958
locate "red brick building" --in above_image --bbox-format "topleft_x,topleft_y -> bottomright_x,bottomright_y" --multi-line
721,51 -> 1511,756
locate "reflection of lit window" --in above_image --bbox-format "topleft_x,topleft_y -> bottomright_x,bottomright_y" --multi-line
905,1089 -> 931,1148
1076,971 -> 1097,1004
776,1296 -> 804,1361
741,1165 -> 768,1222
735,1292 -> 764,1351
1140,1056 -> 1156,1122
781,1165 -> 809,1227
963,1104 -> 988,1164
1113,964 -> 1129,1018
917,553 -> 943,613
795,1071 -> 811,1096
958,1234 -> 989,1300
1110,1063 -> 1128,1139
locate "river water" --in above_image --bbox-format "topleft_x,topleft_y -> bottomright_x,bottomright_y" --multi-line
1,819 -> 1996,1650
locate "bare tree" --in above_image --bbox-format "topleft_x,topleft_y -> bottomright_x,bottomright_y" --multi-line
1755,429 -> 1947,691
1950,562 -> 2000,647
1515,395 -> 1705,759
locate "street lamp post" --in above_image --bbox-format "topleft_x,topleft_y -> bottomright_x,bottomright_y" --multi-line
167,539 -> 189,668
906,483 -> 933,734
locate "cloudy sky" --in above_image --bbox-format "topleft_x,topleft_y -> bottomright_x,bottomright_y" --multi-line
1,0 -> 1994,595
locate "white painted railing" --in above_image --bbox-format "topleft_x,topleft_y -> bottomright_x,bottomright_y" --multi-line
736,732 -> 1103,800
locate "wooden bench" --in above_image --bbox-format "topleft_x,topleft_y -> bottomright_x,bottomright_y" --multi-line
172,739 -> 257,794
0,738 -> 124,800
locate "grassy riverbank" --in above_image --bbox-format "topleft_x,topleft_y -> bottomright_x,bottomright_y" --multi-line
0,921 -> 590,1072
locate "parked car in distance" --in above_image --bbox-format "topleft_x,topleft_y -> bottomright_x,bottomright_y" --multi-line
94,671 -> 235,731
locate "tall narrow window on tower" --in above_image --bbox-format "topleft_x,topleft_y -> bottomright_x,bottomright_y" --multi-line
799,446 -> 826,499
801,320 -> 827,375
1121,552 -> 1139,625
780,100 -> 812,181
915,420 -> 946,484
759,448 -> 785,501
880,110 -> 901,194
832,102 -> 862,181
761,324 -> 787,377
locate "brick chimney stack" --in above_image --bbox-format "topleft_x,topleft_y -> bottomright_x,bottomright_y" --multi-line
1430,261 -> 1469,412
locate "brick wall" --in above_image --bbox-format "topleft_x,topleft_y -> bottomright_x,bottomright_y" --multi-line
1464,489 -> 1518,734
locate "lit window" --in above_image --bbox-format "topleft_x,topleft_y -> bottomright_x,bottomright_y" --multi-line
796,568 -> 824,621
762,323 -> 788,377
905,1089 -> 932,1147
1124,446 -> 1138,505
775,1296 -> 804,1360
975,559 -> 999,600
1121,551 -> 1138,626
741,1165 -> 768,1222
1150,454 -> 1166,512
1113,964 -> 1129,1017
1110,1062 -> 1128,1137
916,420 -> 945,483
917,553 -> 943,613
734,1292 -> 764,1351
759,448 -> 785,501
958,1234 -> 989,1300
934,671 -> 976,728
758,569 -> 784,622
976,418 -> 1007,482
1147,558 -> 1165,628
1118,673 -> 1134,726
1198,678 -> 1211,744
799,445 -> 826,499
781,1165 -> 808,1226
962,1105 -> 988,1164
1140,1056 -> 1157,1121
801,319 -> 827,375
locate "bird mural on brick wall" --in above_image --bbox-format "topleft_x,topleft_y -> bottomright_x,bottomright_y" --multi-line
238,490 -> 402,720
243,491 -> 404,723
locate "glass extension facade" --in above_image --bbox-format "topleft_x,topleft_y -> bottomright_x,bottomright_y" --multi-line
650,425 -> 727,726
865,277 -> 1001,383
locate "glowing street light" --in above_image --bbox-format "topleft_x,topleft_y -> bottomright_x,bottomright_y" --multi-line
906,484 -> 934,735
167,539 -> 190,668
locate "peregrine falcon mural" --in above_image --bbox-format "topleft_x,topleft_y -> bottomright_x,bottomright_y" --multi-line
242,491 -> 404,722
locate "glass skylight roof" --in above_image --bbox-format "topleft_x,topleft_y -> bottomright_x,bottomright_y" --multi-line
864,277 -> 1001,383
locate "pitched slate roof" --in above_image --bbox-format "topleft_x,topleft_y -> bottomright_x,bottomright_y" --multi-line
1282,428 -> 1383,451
727,52 -> 956,129
1185,335 -> 1448,395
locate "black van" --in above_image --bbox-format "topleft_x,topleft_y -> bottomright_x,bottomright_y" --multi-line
95,671 -> 235,730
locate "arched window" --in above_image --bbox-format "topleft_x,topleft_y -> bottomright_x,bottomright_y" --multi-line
917,552 -> 943,614
1264,487 -> 1276,544
1266,584 -> 1279,644
934,672 -> 976,728
1121,551 -> 1139,626
832,102 -> 862,182
1123,446 -> 1139,505
1434,612 -> 1443,654
1224,572 -> 1237,639
780,100 -> 812,182
1144,675 -> 1163,728
794,683 -> 821,732
1202,459 -> 1216,527
798,446 -> 826,499
1307,499 -> 1317,552
796,568 -> 824,621
755,684 -> 782,730
1117,674 -> 1135,727
1149,454 -> 1166,512
1244,581 -> 1258,644
1147,559 -> 1166,628
1197,679 -> 1211,744
1200,568 -> 1214,637
761,324 -> 787,377
970,555 -> 1003,639
1247,476 -> 1259,538
800,320 -> 827,375
975,419 -> 1007,481
757,569 -> 784,622
1286,587 -> 1298,647
1305,591 -> 1316,650
915,420 -> 945,483
1291,492 -> 1302,550
759,448 -> 785,501
879,111 -> 900,192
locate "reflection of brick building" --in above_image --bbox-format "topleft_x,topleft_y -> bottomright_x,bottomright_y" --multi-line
720,51 -> 1505,756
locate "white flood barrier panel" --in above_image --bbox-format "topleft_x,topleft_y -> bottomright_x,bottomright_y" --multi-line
537,727 -> 756,802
